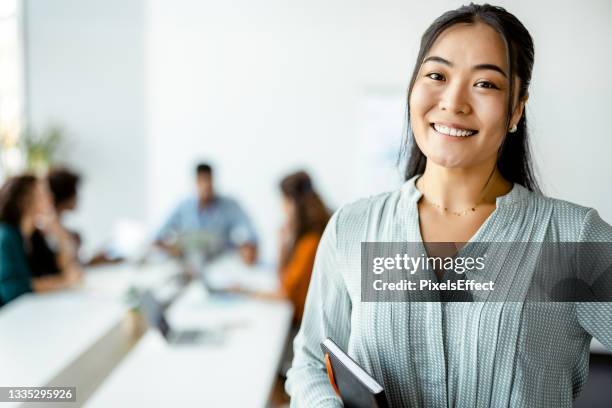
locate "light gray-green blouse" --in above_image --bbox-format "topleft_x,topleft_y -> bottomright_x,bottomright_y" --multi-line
286,175 -> 612,407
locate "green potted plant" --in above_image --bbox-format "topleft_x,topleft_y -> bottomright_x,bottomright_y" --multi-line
21,125 -> 64,175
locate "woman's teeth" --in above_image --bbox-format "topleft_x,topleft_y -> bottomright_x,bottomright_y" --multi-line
432,123 -> 476,137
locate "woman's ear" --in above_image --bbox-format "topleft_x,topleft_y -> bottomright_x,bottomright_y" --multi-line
510,96 -> 527,130
509,77 -> 528,130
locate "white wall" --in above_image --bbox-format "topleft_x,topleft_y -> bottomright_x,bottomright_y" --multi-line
523,0 -> 612,204
147,0 -> 612,260
25,0 -> 147,254
25,0 -> 612,260
146,0 -> 424,260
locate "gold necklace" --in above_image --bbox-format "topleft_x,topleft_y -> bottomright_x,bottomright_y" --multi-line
418,172 -> 496,216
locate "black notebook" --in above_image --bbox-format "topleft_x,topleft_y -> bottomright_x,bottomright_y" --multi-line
320,337 -> 389,408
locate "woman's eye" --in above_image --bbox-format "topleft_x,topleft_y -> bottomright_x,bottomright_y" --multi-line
425,72 -> 445,81
475,81 -> 498,89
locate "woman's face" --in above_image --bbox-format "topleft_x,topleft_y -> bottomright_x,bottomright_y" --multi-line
409,22 -> 525,169
282,195 -> 296,221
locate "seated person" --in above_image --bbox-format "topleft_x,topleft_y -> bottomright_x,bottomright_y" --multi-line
28,167 -> 87,276
234,171 -> 330,391
154,163 -> 258,264
277,171 -> 330,323
237,171 -> 330,324
0,175 -> 81,307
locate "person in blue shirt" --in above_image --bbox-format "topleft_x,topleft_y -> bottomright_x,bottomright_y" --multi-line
154,163 -> 258,264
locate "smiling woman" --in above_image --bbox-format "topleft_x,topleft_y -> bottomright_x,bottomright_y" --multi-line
410,22 -> 520,169
404,5 -> 537,194
406,14 -> 533,243
286,3 -> 612,408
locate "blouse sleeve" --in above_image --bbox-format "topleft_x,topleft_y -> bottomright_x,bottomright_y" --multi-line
0,228 -> 33,305
285,210 -> 351,408
575,209 -> 612,351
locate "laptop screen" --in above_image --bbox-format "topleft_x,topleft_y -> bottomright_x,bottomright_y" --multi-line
139,291 -> 171,338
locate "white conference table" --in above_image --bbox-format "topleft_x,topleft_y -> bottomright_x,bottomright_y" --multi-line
79,260 -> 183,300
2,254 -> 605,407
86,257 -> 294,408
0,293 -> 123,393
0,259 -> 181,407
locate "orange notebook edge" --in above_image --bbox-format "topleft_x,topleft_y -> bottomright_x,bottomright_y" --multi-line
324,352 -> 340,396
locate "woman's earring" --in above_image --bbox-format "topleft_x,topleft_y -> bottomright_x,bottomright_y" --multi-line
509,124 -> 518,133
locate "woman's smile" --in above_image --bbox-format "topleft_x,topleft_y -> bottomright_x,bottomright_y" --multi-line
430,122 -> 479,138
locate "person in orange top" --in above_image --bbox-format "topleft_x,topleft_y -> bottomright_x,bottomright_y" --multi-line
235,171 -> 330,321
255,171 -> 331,402
277,171 -> 330,323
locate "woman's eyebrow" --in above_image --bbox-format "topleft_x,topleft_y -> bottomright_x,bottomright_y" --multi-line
423,56 -> 508,78
473,63 -> 507,78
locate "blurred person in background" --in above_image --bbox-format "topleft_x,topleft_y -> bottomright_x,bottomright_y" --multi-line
276,171 -> 330,324
154,163 -> 258,265
233,170 -> 330,323
244,170 -> 330,405
0,175 -> 81,307
28,167 -> 88,276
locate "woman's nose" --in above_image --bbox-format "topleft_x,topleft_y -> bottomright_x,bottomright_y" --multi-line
438,82 -> 471,115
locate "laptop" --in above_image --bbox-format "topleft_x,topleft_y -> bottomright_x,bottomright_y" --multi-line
173,251 -> 234,296
176,230 -> 226,262
139,290 -> 222,345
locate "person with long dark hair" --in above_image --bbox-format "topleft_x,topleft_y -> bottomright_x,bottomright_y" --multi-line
236,171 -> 330,323
286,4 -> 611,407
277,171 -> 330,323
0,175 -> 81,307
28,167 -> 84,276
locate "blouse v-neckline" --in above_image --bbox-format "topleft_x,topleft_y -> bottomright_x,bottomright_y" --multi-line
399,174 -> 529,247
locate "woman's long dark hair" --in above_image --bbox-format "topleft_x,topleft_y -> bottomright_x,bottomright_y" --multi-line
280,171 -> 330,241
401,3 -> 540,192
0,175 -> 38,227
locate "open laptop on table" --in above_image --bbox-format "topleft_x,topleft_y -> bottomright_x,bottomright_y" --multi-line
139,290 -> 223,345
176,230 -> 225,262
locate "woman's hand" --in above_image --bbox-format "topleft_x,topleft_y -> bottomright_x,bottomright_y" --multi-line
239,244 -> 257,265
63,264 -> 83,286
